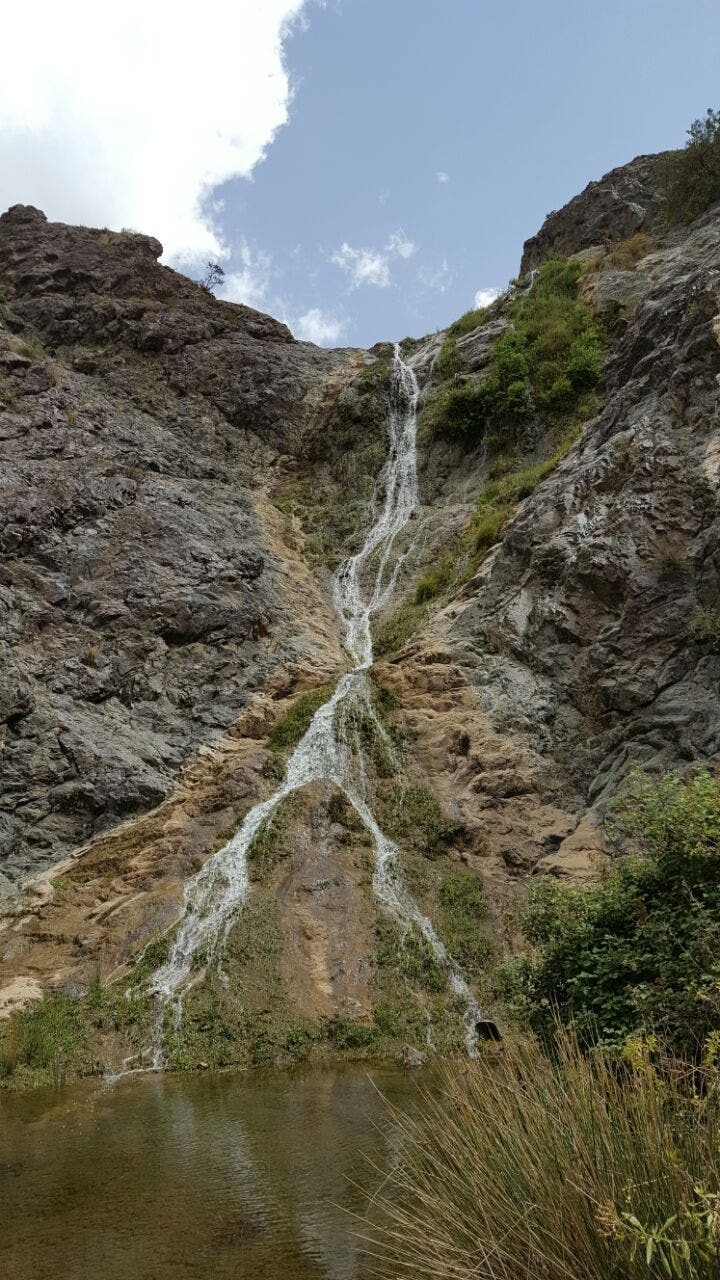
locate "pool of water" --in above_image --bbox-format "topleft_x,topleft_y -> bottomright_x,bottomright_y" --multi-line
0,1064 -> 420,1280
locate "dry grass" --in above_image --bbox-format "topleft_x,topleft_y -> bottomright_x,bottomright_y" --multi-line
362,1030 -> 720,1279
604,231 -> 654,270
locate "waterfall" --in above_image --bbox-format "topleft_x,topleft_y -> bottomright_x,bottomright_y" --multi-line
147,345 -> 482,1060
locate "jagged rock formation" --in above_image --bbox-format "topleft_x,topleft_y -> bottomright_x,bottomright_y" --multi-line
0,205 -> 386,891
520,152 -> 670,274
452,203 -> 720,849
1,154 -> 719,1053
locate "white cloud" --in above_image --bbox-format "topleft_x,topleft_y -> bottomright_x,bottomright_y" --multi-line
474,287 -> 502,308
293,307 -> 345,345
436,170 -> 450,184
418,257 -> 453,293
0,0 -> 308,262
330,230 -> 417,290
386,230 -> 416,260
217,241 -> 273,309
331,243 -> 391,289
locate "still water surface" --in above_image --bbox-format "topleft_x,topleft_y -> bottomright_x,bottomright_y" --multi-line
0,1065 -> 418,1280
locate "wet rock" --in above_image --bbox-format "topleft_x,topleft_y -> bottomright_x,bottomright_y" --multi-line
402,1044 -> 426,1068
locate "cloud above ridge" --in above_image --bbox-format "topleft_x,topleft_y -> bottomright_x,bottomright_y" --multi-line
0,0 -> 308,261
330,230 -> 417,289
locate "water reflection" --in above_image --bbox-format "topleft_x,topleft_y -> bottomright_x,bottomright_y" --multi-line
0,1065 -> 418,1280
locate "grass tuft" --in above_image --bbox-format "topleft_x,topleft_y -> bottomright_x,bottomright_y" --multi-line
364,1029 -> 720,1280
268,684 -> 334,753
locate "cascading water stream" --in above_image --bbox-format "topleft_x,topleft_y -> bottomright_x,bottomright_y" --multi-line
146,344 -> 482,1063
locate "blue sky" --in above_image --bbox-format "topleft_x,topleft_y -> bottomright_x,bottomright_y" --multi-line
214,0 -> 720,345
2,0 -> 719,348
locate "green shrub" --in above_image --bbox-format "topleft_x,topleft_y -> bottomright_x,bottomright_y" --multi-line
437,868 -> 490,980
373,600 -> 426,656
425,255 -> 603,447
604,230 -> 653,269
565,329 -> 604,390
658,107 -> 720,226
434,335 -> 463,382
246,795 -> 298,881
267,684 -> 333,753
472,502 -> 512,552
503,769 -> 720,1057
0,995 -> 93,1086
414,555 -> 455,604
447,307 -> 488,338
385,782 -> 459,860
376,919 -> 446,992
365,1029 -> 720,1280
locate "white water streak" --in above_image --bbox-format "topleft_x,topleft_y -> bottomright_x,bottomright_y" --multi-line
148,345 -> 481,1058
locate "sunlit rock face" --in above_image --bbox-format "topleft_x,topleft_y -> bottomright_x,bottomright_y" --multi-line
0,153 -> 719,1051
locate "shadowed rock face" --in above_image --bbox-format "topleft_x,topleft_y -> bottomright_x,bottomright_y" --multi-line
0,205 -> 362,890
519,152 -> 671,275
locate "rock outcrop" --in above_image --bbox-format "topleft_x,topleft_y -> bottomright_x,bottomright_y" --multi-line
456,203 -> 720,810
0,205 -> 369,889
519,152 -> 669,275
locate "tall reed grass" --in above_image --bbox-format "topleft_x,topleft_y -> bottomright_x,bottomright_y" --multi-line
363,1031 -> 720,1279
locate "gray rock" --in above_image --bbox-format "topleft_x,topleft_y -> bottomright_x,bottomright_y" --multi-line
520,152 -> 671,275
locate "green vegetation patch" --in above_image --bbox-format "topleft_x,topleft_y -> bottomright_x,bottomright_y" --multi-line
371,911 -> 467,1053
372,599 -> 427,657
422,255 -> 604,449
375,918 -> 446,993
447,307 -> 489,339
166,889 -> 384,1071
268,684 -> 334,754
433,334 -> 464,382
0,993 -> 96,1088
658,107 -> 720,226
500,769 -> 720,1058
165,889 -> 287,1071
246,793 -> 301,883
335,675 -> 405,778
0,934 -> 172,1090
384,782 -> 460,861
436,866 -> 491,982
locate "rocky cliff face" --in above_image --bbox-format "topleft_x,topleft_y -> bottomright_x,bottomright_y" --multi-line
0,206 -> 387,893
404,198 -> 720,887
1,156 -> 719,1064
519,152 -> 668,274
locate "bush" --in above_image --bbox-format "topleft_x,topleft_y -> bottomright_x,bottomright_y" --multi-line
504,769 -> 720,1057
604,231 -> 653,270
424,255 -> 603,447
385,782 -> 459,860
376,919 -> 446,992
658,108 -> 720,226
1,994 -> 94,1087
447,307 -> 488,338
437,868 -> 490,980
414,556 -> 455,604
267,684 -> 333,753
434,335 -> 463,382
365,1029 -> 720,1280
472,502 -> 512,552
373,600 -> 426,657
